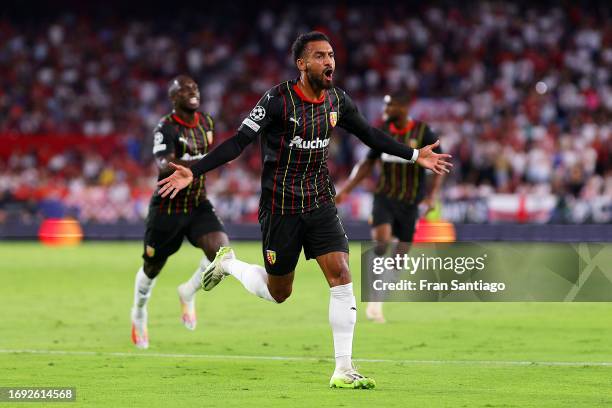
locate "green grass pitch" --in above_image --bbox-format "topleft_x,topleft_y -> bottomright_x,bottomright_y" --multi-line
1,241 -> 611,407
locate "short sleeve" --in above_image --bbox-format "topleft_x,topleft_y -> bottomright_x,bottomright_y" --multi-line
152,122 -> 177,157
204,113 -> 214,131
203,113 -> 215,145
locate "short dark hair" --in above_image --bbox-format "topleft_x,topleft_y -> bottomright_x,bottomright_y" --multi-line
384,91 -> 412,106
291,31 -> 331,63
167,75 -> 194,99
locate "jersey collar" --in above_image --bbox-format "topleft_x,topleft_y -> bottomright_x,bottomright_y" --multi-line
172,112 -> 200,128
389,119 -> 415,135
292,84 -> 326,104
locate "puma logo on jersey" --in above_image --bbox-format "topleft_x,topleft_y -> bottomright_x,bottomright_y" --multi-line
289,117 -> 301,126
289,136 -> 329,149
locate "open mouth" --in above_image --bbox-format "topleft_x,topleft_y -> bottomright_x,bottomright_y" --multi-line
189,97 -> 199,105
323,68 -> 333,81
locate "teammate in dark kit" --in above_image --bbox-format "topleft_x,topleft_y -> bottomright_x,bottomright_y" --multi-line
336,92 -> 445,323
157,32 -> 452,388
130,75 -> 229,349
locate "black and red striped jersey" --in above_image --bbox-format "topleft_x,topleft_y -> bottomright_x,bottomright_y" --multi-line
237,79 -> 365,215
367,119 -> 439,204
151,112 -> 214,214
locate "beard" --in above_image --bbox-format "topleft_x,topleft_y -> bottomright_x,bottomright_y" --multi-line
307,70 -> 333,90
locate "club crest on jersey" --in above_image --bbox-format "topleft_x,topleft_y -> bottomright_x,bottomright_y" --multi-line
329,111 -> 338,127
266,250 -> 276,265
250,105 -> 266,121
146,245 -> 155,258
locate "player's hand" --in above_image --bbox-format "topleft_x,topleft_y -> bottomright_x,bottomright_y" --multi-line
157,163 -> 194,199
415,140 -> 452,175
335,189 -> 349,204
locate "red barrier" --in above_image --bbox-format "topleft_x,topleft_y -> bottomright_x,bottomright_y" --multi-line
413,219 -> 457,243
38,218 -> 83,246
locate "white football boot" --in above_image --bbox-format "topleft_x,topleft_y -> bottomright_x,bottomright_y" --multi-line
365,302 -> 386,323
131,307 -> 149,349
201,247 -> 234,291
177,283 -> 197,330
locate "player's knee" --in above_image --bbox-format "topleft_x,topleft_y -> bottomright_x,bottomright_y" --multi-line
143,259 -> 165,279
270,287 -> 292,303
373,241 -> 390,256
327,259 -> 351,287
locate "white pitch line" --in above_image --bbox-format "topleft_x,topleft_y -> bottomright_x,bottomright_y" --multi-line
1,349 -> 611,368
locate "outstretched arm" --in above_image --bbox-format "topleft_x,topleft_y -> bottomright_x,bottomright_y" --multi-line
337,91 -> 452,174
341,114 -> 452,175
157,131 -> 253,199
158,87 -> 279,199
190,131 -> 253,177
348,122 -> 417,161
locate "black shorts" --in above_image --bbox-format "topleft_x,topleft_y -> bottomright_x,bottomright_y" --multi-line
143,199 -> 225,262
371,194 -> 418,242
259,204 -> 349,276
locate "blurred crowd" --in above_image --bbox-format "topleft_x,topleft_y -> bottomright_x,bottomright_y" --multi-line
0,149 -> 261,223
0,1 -> 610,223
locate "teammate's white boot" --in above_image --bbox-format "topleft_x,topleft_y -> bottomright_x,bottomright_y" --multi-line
131,307 -> 149,349
201,247 -> 234,291
177,284 -> 197,330
366,302 -> 386,323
